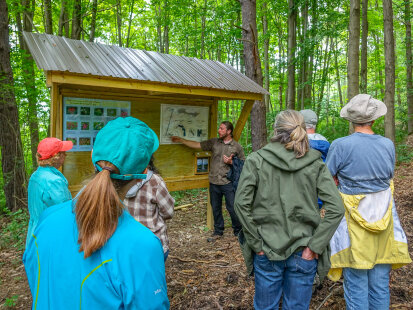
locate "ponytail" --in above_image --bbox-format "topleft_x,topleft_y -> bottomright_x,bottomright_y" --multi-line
271,110 -> 309,158
75,161 -> 127,258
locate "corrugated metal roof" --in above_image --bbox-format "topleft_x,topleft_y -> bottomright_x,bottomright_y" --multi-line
23,32 -> 269,96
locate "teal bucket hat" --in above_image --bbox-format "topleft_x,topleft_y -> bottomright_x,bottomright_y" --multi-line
92,117 -> 159,180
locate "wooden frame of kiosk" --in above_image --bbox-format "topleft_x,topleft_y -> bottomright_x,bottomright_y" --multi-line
48,74 -> 259,228
24,32 -> 266,229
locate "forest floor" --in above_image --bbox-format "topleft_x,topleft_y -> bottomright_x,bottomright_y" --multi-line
1,136 -> 413,309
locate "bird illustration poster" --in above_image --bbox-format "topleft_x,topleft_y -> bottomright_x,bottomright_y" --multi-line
160,104 -> 209,144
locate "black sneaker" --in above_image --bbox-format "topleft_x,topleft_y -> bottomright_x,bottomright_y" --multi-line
211,231 -> 223,237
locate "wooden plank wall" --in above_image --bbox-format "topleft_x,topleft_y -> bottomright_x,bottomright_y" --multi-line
58,86 -> 215,193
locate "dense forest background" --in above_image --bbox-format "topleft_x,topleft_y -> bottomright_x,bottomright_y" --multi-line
1,0 -> 413,211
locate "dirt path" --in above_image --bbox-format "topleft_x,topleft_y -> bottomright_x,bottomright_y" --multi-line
1,142 -> 412,309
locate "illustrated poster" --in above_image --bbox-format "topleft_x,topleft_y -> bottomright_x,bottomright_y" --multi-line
63,97 -> 131,151
160,104 -> 209,144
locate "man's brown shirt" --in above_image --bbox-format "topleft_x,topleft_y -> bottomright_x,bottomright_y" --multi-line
200,138 -> 245,185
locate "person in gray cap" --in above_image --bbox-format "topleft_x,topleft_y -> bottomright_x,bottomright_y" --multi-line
325,94 -> 411,310
299,109 -> 330,161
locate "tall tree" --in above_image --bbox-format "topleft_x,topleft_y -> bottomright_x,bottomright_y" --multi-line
360,0 -> 368,93
163,0 -> 169,53
58,0 -> 70,37
262,1 -> 270,111
287,0 -> 296,109
89,0 -> 98,42
306,0 -> 318,109
0,0 -> 27,211
18,0 -> 40,169
71,0 -> 82,39
116,0 -> 123,46
374,32 -> 385,99
334,38 -> 344,107
201,0 -> 207,58
406,0 -> 413,134
44,0 -> 53,34
300,0 -> 309,109
240,0 -> 266,150
382,0 -> 395,142
125,0 -> 134,46
348,0 -> 360,101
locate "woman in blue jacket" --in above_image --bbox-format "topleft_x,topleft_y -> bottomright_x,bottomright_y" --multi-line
23,117 -> 169,310
26,137 -> 73,248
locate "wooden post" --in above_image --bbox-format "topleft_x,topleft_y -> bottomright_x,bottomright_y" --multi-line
206,99 -> 219,230
233,100 -> 254,141
50,83 -> 58,137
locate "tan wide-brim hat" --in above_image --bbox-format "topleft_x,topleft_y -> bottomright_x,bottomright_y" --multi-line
340,94 -> 387,123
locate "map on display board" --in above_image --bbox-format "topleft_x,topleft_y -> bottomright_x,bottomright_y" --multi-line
160,104 -> 209,144
63,97 -> 131,151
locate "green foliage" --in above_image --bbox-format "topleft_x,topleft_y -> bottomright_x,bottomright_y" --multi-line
2,0 -> 413,206
3,295 -> 19,308
170,188 -> 208,206
0,208 -> 29,251
395,143 -> 413,164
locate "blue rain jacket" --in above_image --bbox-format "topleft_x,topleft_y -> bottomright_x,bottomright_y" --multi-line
26,166 -> 72,247
309,139 -> 330,162
308,134 -> 330,208
23,200 -> 169,310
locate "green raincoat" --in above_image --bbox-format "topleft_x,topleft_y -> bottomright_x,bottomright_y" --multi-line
234,142 -> 344,280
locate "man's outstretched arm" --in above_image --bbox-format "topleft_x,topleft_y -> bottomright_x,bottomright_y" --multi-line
171,136 -> 201,149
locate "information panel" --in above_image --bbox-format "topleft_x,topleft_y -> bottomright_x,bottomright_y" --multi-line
160,104 -> 209,144
63,97 -> 131,151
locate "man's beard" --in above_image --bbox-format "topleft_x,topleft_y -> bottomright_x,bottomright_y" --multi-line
220,132 -> 230,140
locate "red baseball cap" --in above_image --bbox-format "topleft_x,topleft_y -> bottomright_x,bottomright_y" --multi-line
37,138 -> 73,160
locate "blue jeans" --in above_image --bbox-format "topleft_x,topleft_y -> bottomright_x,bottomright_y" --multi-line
343,264 -> 391,310
253,251 -> 317,310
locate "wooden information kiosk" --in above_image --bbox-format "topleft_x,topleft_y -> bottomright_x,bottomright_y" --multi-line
23,32 -> 268,229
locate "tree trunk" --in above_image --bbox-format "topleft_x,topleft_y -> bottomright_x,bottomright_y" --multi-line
360,0 -> 368,93
58,0 -> 69,37
116,0 -> 123,47
316,37 -> 332,116
163,25 -> 169,53
89,0 -> 98,42
287,0 -> 296,110
406,0 -> 413,134
334,38 -> 344,107
305,0 -> 317,109
276,17 -> 284,110
382,0 -> 395,142
44,0 -> 53,34
374,33 -> 385,99
71,0 -> 81,39
240,0 -> 266,151
0,0 -> 27,211
300,0 -> 309,109
201,0 -> 206,59
155,0 -> 164,53
348,0 -> 360,101
21,0 -> 40,170
262,1 -> 270,111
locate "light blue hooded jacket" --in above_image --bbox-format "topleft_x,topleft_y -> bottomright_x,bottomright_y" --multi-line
26,166 -> 72,248
23,200 -> 169,310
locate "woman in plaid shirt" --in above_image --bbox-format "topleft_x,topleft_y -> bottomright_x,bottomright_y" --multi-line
124,157 -> 175,261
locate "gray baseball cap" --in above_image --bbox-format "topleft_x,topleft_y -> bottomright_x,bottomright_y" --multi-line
341,94 -> 387,123
299,109 -> 318,126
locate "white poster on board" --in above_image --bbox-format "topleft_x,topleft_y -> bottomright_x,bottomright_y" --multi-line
160,104 -> 209,144
63,97 -> 131,151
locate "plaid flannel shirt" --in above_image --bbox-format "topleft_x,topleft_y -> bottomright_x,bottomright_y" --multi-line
124,173 -> 174,253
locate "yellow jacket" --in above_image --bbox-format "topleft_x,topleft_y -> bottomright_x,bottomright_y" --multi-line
328,182 -> 411,281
